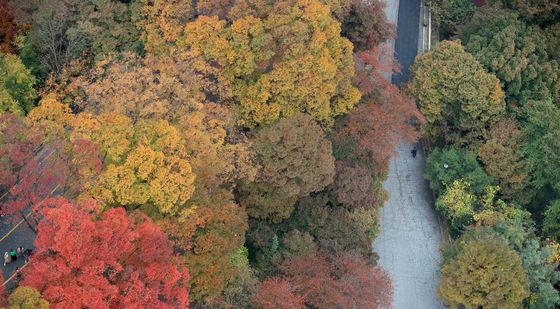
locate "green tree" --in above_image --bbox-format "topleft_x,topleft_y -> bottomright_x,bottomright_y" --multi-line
543,200 -> 560,240
439,230 -> 529,309
240,113 -> 335,222
492,219 -> 560,309
0,53 -> 36,114
428,0 -> 475,38
522,99 -> 560,193
425,147 -> 493,196
436,179 -> 476,237
8,286 -> 49,309
407,40 -> 505,146
461,8 -> 560,107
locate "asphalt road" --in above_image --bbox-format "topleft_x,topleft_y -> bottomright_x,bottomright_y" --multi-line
391,0 -> 421,86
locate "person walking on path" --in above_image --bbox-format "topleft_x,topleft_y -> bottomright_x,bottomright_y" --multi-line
3,251 -> 10,266
9,249 -> 17,262
411,146 -> 417,158
24,249 -> 33,264
16,246 -> 23,257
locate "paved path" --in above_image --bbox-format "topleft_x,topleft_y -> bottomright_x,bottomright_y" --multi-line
373,0 -> 446,307
373,144 -> 445,308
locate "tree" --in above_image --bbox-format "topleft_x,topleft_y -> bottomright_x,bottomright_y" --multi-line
461,8 -> 560,107
491,219 -> 560,309
428,0 -> 475,38
333,50 -> 423,171
70,0 -> 141,59
180,0 -> 361,127
543,200 -> 560,240
253,278 -> 305,309
8,286 -> 49,309
436,179 -> 476,237
135,0 -> 193,54
71,112 -> 135,163
330,161 -> 377,209
406,40 -> 505,146
501,0 -> 560,26
0,53 -> 37,114
93,118 -> 196,216
439,230 -> 529,309
478,118 -> 532,204
25,94 -> 72,140
29,0 -> 87,73
279,252 -> 392,308
0,113 -> 41,192
522,99 -> 560,193
70,52 -> 202,124
240,113 -> 335,222
0,0 -> 18,53
544,23 -> 560,60
340,0 -> 394,50
286,194 -> 374,258
24,197 -> 190,308
425,147 -> 493,196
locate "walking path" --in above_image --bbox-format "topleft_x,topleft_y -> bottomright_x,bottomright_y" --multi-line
373,0 -> 446,307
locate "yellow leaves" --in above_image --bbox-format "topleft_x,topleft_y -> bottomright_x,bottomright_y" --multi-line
180,0 -> 359,127
26,94 -> 72,139
79,114 -> 197,215
72,112 -> 134,162
137,0 -> 194,55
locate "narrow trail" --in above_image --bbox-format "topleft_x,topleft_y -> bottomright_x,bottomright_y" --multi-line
373,0 -> 447,307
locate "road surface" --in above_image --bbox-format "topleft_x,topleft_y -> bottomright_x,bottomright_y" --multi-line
391,0 -> 422,86
373,0 -> 447,307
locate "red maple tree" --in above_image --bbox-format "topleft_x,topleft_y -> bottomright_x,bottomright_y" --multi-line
23,197 -> 190,308
275,252 -> 392,308
253,278 -> 305,309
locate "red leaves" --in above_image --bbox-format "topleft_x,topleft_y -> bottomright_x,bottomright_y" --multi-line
0,0 -> 18,53
335,49 -> 423,171
23,197 -> 190,308
277,252 -> 393,309
253,278 -> 305,309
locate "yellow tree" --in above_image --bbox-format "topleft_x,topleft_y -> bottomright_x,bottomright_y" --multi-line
180,0 -> 360,127
135,0 -> 194,54
89,116 -> 196,216
25,94 -> 72,140
439,230 -> 529,309
70,52 -> 203,124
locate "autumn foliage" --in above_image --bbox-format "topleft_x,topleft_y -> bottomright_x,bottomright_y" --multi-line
24,197 -> 190,308
269,252 -> 392,308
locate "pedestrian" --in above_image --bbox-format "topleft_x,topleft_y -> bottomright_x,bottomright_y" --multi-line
9,248 -> 16,262
411,146 -> 417,158
3,251 -> 10,266
16,246 -> 23,257
24,249 -> 32,264
15,266 -> 22,282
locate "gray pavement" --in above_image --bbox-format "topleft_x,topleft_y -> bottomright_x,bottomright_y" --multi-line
373,0 -> 446,307
373,144 -> 445,308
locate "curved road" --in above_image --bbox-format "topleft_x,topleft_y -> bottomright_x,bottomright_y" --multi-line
373,0 -> 446,307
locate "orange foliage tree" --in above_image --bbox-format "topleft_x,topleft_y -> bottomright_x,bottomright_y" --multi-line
0,0 -> 18,53
334,49 -> 423,172
24,197 -> 190,308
